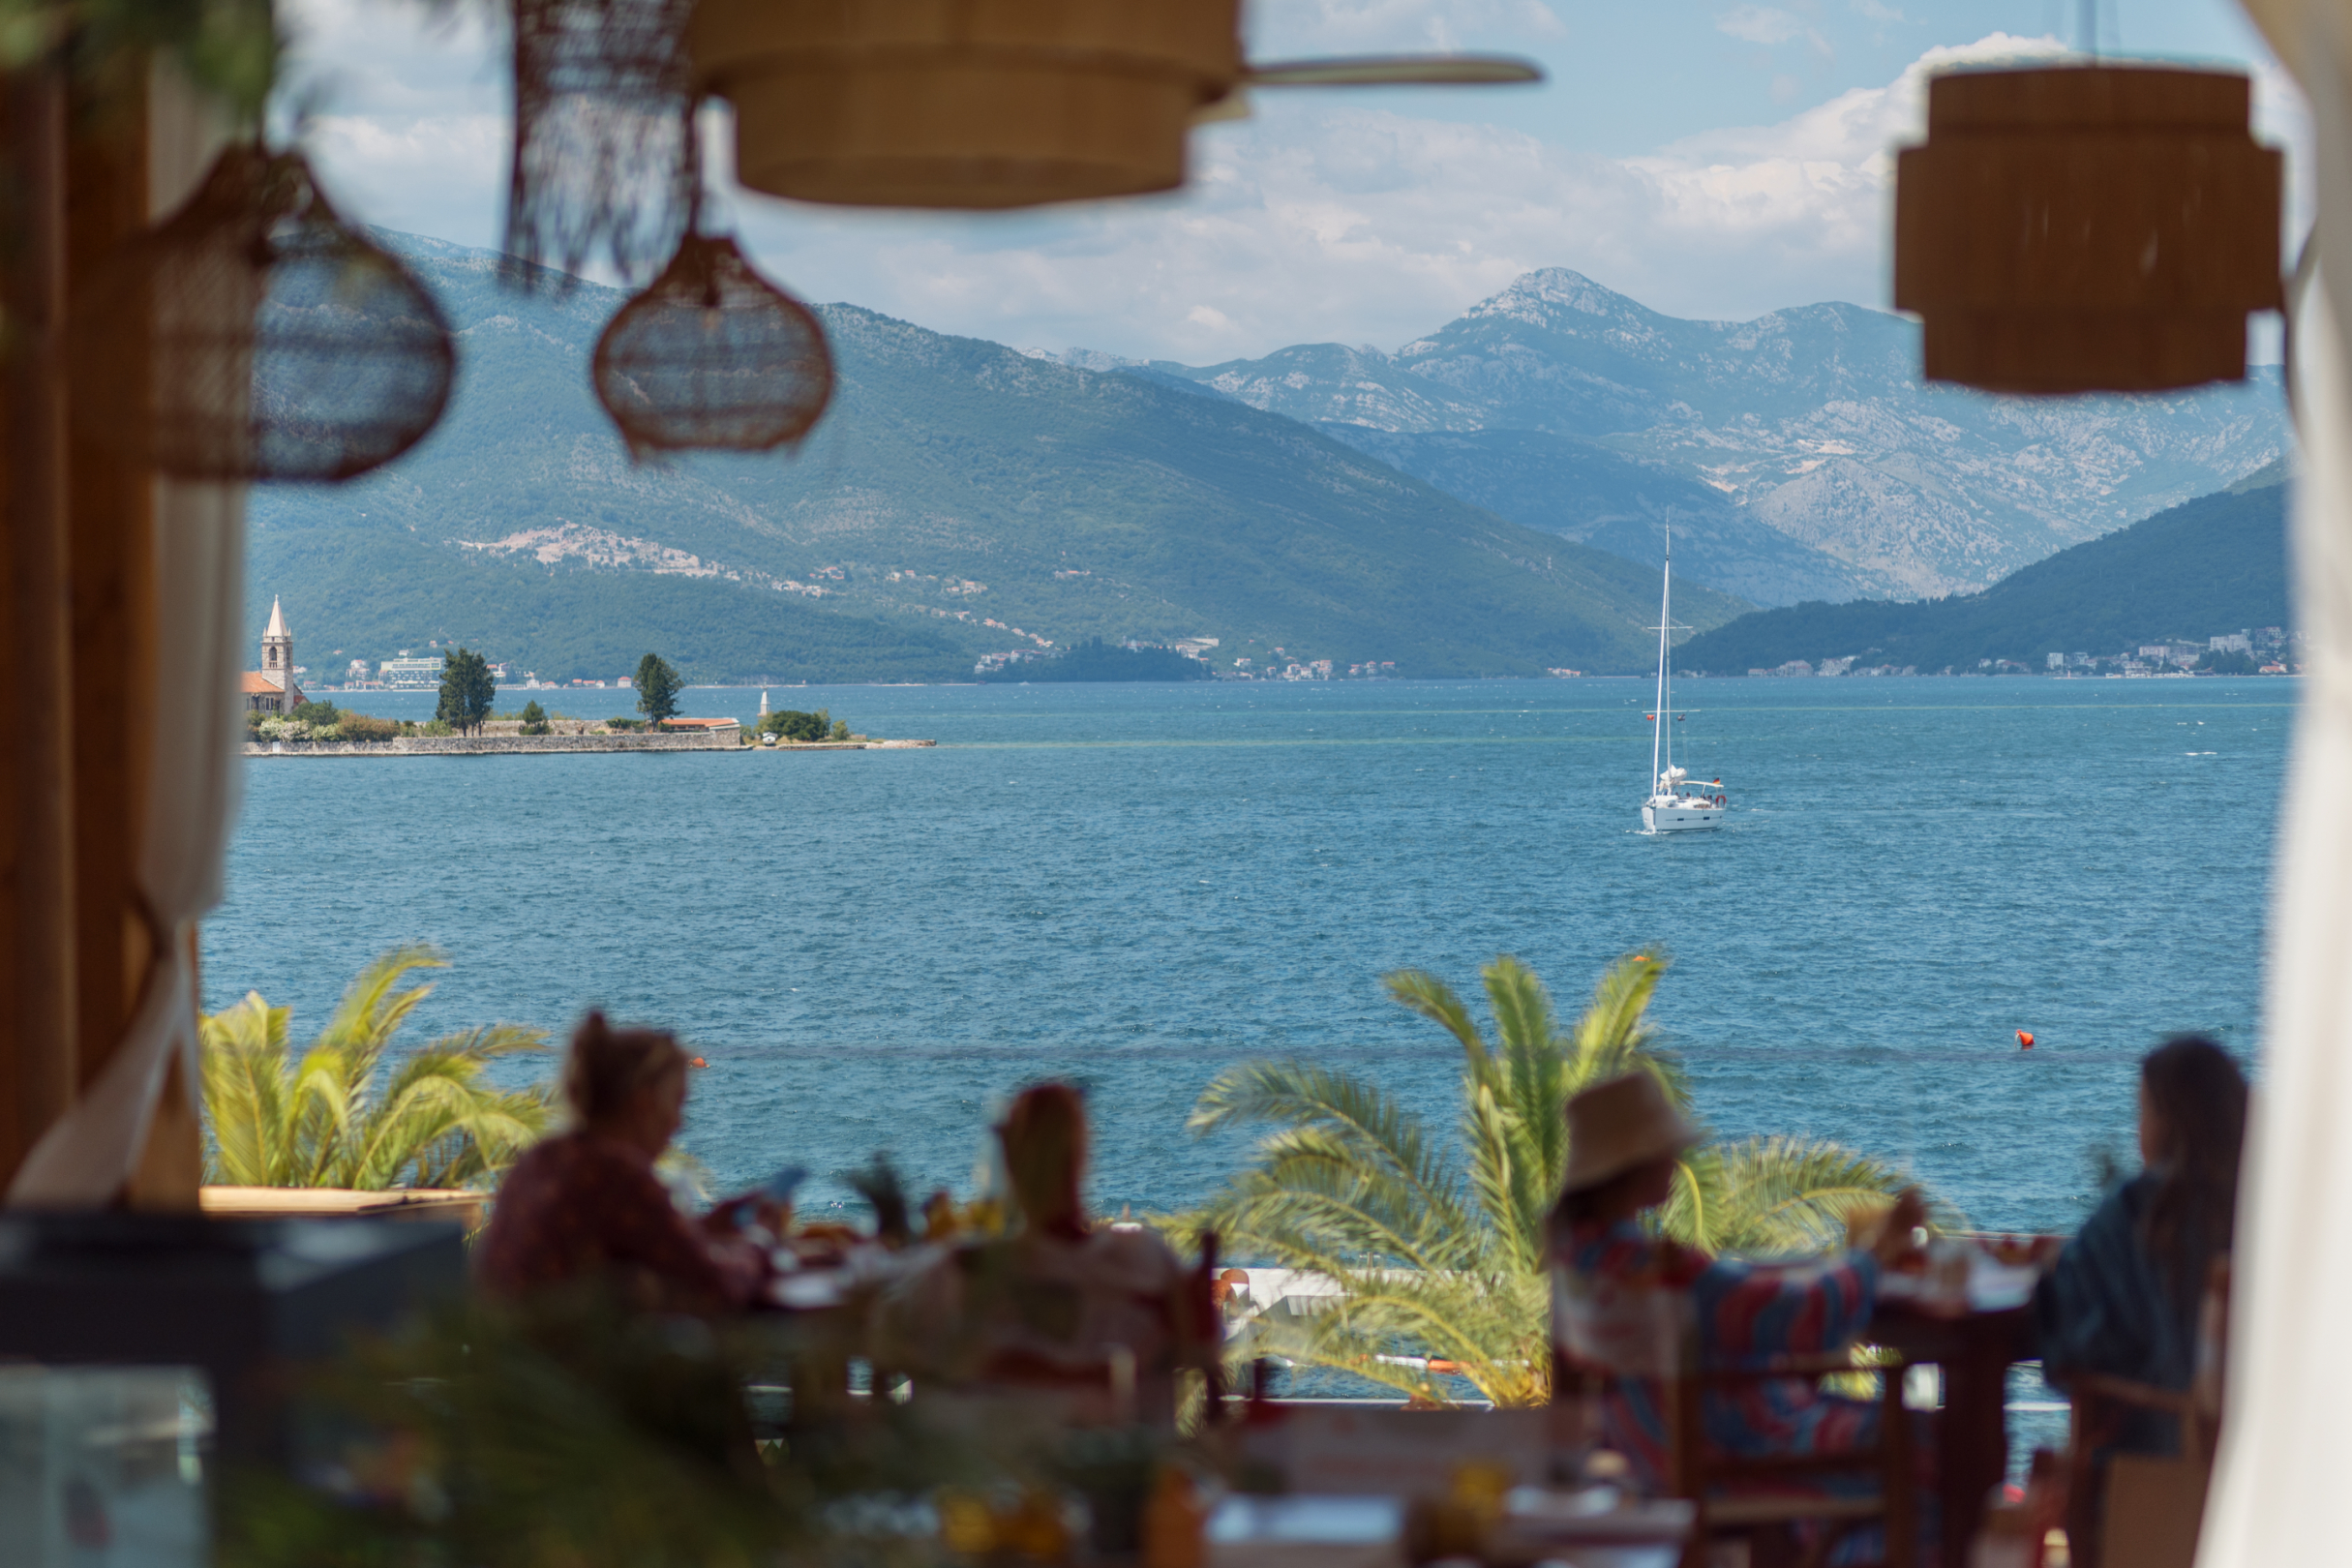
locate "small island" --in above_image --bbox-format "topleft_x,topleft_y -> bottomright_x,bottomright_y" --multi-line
243,641 -> 933,757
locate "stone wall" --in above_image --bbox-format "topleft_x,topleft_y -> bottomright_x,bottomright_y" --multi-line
244,728 -> 941,758
246,725 -> 740,758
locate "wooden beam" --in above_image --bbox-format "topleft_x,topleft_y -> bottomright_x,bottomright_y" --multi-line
0,68 -> 79,1192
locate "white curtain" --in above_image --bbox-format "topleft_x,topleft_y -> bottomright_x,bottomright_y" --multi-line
3,67 -> 246,1208
2201,3 -> 2352,1563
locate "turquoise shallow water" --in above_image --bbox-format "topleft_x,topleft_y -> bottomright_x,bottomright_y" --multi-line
209,677 -> 2286,1236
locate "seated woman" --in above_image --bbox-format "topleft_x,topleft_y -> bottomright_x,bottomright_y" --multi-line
891,1084 -> 1208,1425
2034,1035 -> 2246,1455
477,1011 -> 773,1312
1551,1072 -> 1925,1491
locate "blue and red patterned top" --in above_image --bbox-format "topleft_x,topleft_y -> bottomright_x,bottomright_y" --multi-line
1553,1219 -> 1883,1483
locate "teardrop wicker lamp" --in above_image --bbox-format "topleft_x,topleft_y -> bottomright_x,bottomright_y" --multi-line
67,145 -> 457,482
1893,65 -> 2283,395
592,229 -> 834,456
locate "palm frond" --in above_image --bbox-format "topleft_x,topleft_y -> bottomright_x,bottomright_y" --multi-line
197,950 -> 554,1195
1191,950 -> 1943,1406
1673,1136 -> 1926,1257
198,992 -> 293,1186
311,944 -> 448,1093
1190,1060 -> 1466,1229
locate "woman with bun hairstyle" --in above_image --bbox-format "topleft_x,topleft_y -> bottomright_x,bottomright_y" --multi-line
477,1011 -> 774,1312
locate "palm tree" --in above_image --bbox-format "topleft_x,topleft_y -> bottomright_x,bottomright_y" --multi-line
201,945 -> 555,1191
1181,951 -> 1928,1407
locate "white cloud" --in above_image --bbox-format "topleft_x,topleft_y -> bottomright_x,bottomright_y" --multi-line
1245,0 -> 1566,56
734,32 -> 2092,360
1718,7 -> 1805,45
275,0 -> 2309,367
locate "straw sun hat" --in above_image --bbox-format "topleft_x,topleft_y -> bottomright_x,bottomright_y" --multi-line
1561,1072 -> 1701,1192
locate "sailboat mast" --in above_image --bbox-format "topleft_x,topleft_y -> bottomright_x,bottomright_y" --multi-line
1651,526 -> 1671,790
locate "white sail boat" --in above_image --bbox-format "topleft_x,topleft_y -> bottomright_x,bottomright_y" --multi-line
1642,527 -> 1727,832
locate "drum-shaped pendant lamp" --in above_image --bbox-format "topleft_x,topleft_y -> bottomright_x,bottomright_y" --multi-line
1893,65 -> 2282,394
686,0 -> 1244,209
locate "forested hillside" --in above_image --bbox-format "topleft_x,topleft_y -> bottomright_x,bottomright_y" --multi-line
1671,472 -> 2289,675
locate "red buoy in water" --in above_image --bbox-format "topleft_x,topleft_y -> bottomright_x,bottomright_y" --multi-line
2016,1031 -> 2035,1050
689,1056 -> 709,1069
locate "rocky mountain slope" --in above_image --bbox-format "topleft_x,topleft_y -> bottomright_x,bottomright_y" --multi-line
1058,269 -> 2289,605
249,235 -> 1746,684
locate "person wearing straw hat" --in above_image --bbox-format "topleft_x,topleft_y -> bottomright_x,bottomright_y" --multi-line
1549,1073 -> 1929,1555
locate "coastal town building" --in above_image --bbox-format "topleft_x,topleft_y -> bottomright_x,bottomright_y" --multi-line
240,597 -> 306,715
378,654 -> 442,688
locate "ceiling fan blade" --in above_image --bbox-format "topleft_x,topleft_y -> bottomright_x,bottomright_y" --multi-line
1242,54 -> 1545,88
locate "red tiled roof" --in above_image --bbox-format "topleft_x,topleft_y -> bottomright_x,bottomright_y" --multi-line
241,672 -> 285,695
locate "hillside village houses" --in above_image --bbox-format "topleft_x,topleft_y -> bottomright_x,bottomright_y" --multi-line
1747,626 -> 2294,678
239,597 -> 305,715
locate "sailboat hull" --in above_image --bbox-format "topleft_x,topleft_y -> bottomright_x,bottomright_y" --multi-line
1643,801 -> 1725,832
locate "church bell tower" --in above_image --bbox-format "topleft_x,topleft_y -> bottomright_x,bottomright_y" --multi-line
262,595 -> 293,691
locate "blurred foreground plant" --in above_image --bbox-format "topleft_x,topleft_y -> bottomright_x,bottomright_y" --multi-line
1179,951 -> 1933,1407
200,945 -> 553,1190
220,1293 -> 1003,1568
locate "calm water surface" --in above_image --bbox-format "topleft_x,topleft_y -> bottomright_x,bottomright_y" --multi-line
210,677 -> 2286,1236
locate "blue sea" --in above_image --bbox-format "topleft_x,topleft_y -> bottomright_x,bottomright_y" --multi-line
210,676 -> 2285,1241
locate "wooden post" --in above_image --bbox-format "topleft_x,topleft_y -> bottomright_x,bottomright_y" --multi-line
0,67 -> 79,1193
63,75 -> 174,1207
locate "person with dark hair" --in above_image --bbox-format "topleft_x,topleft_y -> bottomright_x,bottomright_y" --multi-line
2034,1036 -> 2249,1451
476,1011 -> 776,1312
890,1083 -> 1209,1425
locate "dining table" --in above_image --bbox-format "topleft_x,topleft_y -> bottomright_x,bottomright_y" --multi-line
1869,1251 -> 2045,1568
1207,1493 -> 1690,1568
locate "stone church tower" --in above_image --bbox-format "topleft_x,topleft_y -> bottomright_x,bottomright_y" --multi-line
243,595 -> 306,713
261,596 -> 293,688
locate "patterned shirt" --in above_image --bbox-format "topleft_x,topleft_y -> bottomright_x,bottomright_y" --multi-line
1553,1220 -> 1883,1485
476,1131 -> 765,1312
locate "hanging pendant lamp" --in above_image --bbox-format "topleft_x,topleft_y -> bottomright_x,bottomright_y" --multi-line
687,0 -> 1245,208
683,0 -> 1540,211
1893,65 -> 2282,395
67,144 -> 457,481
592,229 -> 834,457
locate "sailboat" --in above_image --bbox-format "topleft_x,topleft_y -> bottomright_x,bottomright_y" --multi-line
1642,527 -> 1727,832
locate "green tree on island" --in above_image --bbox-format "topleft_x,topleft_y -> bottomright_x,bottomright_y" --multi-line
635,652 -> 684,723
519,700 -> 550,735
436,648 -> 496,735
1176,951 -> 1931,1407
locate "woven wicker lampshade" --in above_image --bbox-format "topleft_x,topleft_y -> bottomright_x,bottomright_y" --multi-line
592,231 -> 833,456
69,145 -> 455,481
686,0 -> 1244,209
1893,65 -> 2282,394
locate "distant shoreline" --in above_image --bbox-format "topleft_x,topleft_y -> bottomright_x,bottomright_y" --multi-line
245,731 -> 938,758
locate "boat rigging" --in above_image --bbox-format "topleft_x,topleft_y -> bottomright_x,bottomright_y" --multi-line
1642,526 -> 1728,833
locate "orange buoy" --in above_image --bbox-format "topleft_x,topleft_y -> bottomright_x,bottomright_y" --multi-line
689,1056 -> 709,1069
2016,1031 -> 2035,1051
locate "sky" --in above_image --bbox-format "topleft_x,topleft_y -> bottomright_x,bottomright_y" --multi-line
279,0 -> 2306,364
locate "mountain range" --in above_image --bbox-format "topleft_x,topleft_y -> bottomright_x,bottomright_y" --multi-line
1671,463 -> 2291,676
253,239 -> 2292,686
1046,268 -> 2289,606
250,234 -> 1745,685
